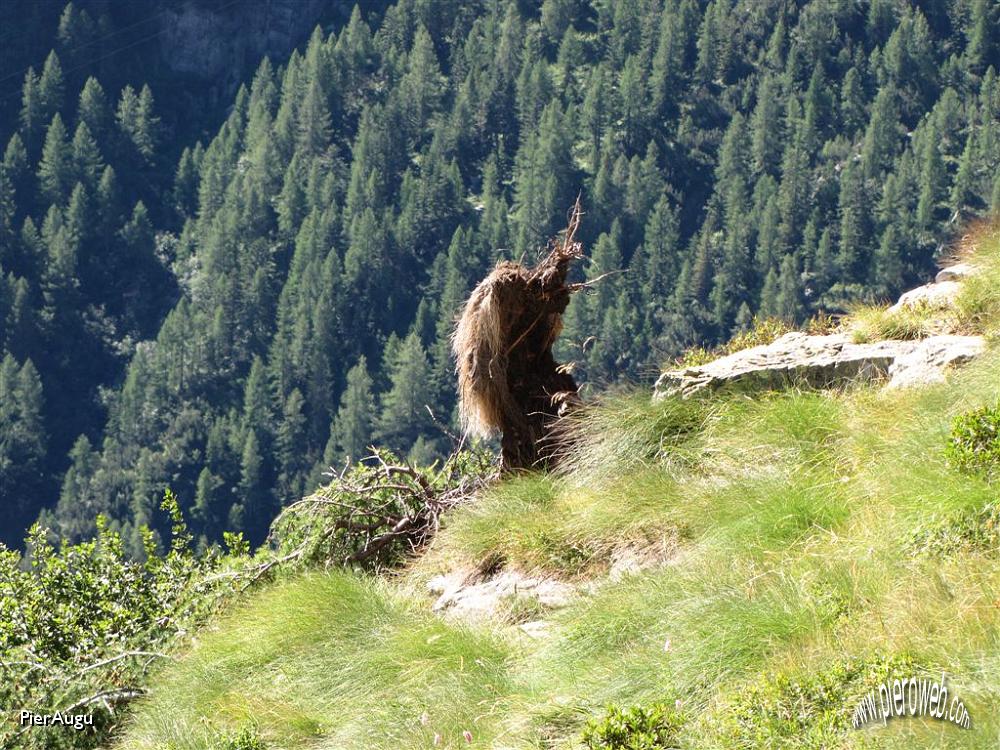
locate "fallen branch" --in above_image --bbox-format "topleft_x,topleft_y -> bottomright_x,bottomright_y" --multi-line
264,448 -> 494,573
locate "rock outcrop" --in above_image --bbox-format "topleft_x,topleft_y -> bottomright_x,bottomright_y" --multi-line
885,335 -> 986,389
427,568 -> 576,624
655,263 -> 986,399
159,0 -> 328,88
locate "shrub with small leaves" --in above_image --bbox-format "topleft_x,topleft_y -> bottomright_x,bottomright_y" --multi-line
945,403 -> 1000,480
581,702 -> 685,750
909,500 -> 1000,556
0,492 -> 240,750
708,654 -> 915,746
218,727 -> 267,750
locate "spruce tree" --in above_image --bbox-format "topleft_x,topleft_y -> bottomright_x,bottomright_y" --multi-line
376,332 -> 434,455
37,113 -> 73,205
38,51 -> 65,122
77,77 -> 109,139
327,356 -> 375,465
71,121 -> 103,188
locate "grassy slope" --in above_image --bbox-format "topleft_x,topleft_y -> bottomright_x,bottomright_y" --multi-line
119,227 -> 1000,750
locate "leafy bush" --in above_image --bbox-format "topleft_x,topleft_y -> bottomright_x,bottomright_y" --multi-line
945,402 -> 1000,479
909,501 -> 1000,556
708,654 -> 914,747
218,727 -> 267,750
0,492 -> 238,749
581,703 -> 685,750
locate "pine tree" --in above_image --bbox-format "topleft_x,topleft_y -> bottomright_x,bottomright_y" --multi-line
376,332 -> 433,455
57,2 -> 97,69
872,224 -> 904,296
774,253 -> 805,323
750,75 -> 782,175
173,146 -> 200,218
400,26 -> 445,136
915,122 -> 945,229
839,67 -> 866,135
193,466 -> 224,533
0,137 -> 24,250
326,356 -> 375,465
77,77 -> 109,139
276,388 -> 308,502
758,263 -> 779,317
836,157 -> 870,283
71,121 -> 103,188
0,356 -> 47,538
965,0 -> 997,74
66,182 -> 89,246
37,113 -> 73,205
861,85 -> 899,177
55,434 -> 99,540
296,78 -> 333,156
117,85 -> 160,161
38,51 -> 65,122
19,68 -> 44,142
237,429 -> 269,541
95,165 -> 120,238
512,100 -> 574,254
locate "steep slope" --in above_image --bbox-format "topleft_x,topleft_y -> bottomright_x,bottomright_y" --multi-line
116,227 -> 1000,749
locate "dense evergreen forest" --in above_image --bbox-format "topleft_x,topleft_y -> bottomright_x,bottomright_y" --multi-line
1,0 -> 998,554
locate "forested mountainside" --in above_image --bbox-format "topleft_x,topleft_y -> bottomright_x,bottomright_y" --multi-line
1,0 -> 998,554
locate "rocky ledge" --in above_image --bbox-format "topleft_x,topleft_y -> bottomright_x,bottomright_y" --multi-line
655,263 -> 986,399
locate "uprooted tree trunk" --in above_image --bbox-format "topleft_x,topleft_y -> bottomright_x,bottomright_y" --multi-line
453,201 -> 586,470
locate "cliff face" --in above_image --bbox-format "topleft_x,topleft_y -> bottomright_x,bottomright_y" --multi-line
158,0 -> 328,86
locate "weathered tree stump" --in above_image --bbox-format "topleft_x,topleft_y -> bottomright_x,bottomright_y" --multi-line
453,203 -> 585,470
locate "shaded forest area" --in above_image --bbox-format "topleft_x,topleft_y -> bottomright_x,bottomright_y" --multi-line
1,0 -> 998,554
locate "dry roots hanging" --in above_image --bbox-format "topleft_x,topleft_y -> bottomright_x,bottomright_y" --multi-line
453,201 -> 586,470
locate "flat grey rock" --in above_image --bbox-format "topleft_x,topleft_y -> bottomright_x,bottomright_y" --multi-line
656,265 -> 985,399
427,569 -> 576,623
655,332 -> 985,398
887,335 -> 986,389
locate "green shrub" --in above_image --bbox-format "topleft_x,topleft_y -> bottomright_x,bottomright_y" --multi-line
945,403 -> 1000,479
0,492 -> 238,750
708,654 -> 914,747
581,702 -> 685,750
909,500 -> 1000,556
218,727 -> 267,750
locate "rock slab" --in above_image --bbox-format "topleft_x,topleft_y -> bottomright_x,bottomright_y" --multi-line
655,262 -> 985,399
655,332 -> 985,398
427,569 -> 576,623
